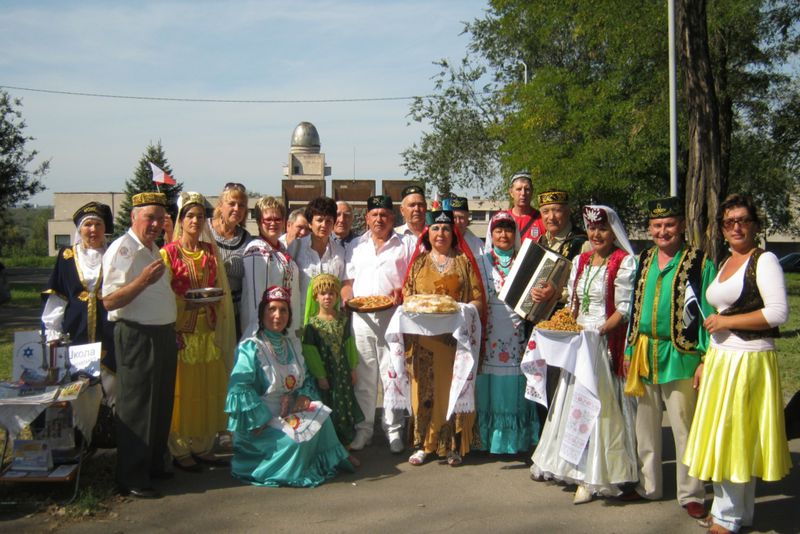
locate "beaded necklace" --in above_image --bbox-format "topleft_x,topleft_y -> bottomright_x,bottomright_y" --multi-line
430,250 -> 454,274
580,253 -> 608,314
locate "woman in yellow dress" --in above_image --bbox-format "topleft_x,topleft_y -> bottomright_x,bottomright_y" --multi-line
684,194 -> 791,533
402,210 -> 485,467
161,192 -> 235,472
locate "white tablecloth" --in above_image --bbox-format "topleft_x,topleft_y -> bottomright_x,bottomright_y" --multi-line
383,303 -> 481,419
521,329 -> 603,464
0,383 -> 102,444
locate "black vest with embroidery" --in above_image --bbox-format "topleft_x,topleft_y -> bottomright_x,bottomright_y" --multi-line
627,245 -> 707,353
537,229 -> 587,261
719,249 -> 780,340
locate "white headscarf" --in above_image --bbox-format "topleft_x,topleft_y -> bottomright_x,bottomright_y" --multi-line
484,211 -> 522,253
581,205 -> 634,257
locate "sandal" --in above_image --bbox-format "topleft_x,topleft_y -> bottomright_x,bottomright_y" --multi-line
446,450 -> 462,467
697,515 -> 713,529
408,450 -> 427,466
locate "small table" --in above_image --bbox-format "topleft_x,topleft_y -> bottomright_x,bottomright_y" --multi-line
0,382 -> 102,503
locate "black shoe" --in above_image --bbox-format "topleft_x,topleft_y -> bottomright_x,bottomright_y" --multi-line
173,457 -> 203,473
119,486 -> 162,499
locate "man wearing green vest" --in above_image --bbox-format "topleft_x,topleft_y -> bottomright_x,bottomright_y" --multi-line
622,197 -> 716,519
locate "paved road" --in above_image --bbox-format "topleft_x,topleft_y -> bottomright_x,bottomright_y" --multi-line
2,428 -> 798,533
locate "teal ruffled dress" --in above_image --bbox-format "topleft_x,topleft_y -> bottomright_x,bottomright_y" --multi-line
476,246 -> 540,454
225,331 -> 353,487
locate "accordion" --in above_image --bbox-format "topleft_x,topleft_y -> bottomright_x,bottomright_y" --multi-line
499,240 -> 572,323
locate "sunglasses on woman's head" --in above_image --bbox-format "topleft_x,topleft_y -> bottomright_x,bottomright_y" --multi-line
224,182 -> 246,192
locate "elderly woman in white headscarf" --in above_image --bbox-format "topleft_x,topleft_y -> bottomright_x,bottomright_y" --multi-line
475,211 -> 539,455
530,205 -> 638,504
42,202 -> 116,398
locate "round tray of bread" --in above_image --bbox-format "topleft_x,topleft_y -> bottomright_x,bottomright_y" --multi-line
184,287 -> 224,304
403,294 -> 459,315
346,295 -> 394,313
535,308 -> 583,335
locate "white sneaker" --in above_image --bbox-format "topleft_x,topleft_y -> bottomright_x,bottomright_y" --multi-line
389,438 -> 404,454
348,432 -> 372,451
573,485 -> 593,505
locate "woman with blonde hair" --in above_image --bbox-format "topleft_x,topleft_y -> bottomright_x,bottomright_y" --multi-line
209,182 -> 251,338
240,196 -> 301,342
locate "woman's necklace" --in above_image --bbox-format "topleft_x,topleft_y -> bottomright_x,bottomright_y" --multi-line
580,253 -> 608,314
490,249 -> 514,282
262,330 -> 290,365
430,250 -> 454,274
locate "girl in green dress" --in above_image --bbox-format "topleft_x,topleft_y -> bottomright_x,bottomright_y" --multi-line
302,274 -> 364,445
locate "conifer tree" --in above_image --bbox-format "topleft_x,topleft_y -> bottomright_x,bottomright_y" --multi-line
114,141 -> 182,237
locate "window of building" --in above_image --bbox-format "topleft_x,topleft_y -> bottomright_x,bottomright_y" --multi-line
54,235 -> 71,249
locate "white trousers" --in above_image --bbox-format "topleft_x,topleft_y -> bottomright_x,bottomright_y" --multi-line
352,310 -> 404,441
711,480 -> 756,532
634,379 -> 706,505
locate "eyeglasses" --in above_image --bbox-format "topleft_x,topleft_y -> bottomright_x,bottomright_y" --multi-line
721,217 -> 753,230
224,182 -> 246,192
261,217 -> 283,224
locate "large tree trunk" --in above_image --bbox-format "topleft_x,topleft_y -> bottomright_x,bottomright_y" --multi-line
678,0 -> 724,263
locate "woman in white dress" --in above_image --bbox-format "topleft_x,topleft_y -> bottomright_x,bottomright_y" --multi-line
240,196 -> 301,342
531,205 -> 638,504
476,211 -> 539,454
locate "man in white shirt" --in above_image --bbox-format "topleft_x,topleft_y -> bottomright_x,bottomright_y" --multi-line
279,208 -> 309,247
333,200 -> 357,247
343,195 -> 414,453
395,184 -> 427,239
102,192 -> 177,499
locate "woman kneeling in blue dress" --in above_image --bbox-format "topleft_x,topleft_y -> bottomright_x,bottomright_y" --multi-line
225,285 -> 358,487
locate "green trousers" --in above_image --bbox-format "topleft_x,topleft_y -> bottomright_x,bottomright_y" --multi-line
114,320 -> 177,489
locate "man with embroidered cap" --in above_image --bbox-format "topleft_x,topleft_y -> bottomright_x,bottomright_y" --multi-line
446,196 -> 484,260
528,190 -> 589,417
506,172 -> 545,242
621,196 -> 716,519
343,194 -> 415,453
102,192 -> 177,499
395,184 -> 427,239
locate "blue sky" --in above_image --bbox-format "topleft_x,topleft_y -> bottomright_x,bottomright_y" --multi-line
1,0 -> 488,205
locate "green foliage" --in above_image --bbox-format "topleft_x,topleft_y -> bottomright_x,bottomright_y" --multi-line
113,141 -> 182,237
404,0 -> 799,230
0,91 -> 49,256
0,207 -> 53,257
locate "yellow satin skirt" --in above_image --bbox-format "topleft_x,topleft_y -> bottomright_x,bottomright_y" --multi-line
683,346 -> 791,483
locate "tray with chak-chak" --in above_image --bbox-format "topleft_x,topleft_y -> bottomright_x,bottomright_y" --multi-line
535,308 -> 583,335
346,295 -> 395,313
403,294 -> 459,316
184,287 -> 224,304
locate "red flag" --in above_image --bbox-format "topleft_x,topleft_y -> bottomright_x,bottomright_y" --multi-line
149,162 -> 176,185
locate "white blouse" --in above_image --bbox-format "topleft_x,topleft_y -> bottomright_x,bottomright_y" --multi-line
705,251 -> 788,351
567,253 -> 636,330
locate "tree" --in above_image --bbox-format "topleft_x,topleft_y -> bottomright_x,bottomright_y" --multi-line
404,1 -> 799,246
0,90 -> 49,255
114,141 -> 182,237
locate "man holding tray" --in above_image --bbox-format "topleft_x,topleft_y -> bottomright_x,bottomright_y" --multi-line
342,195 -> 415,453
621,197 -> 716,519
102,192 -> 177,499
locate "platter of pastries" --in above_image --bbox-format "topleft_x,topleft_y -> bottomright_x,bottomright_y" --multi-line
184,287 -> 224,303
346,295 -> 394,313
403,294 -> 459,314
535,308 -> 583,333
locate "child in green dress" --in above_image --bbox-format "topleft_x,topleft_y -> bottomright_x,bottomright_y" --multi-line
302,274 -> 364,445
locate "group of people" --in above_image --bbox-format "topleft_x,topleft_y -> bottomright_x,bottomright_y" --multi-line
40,173 -> 792,534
